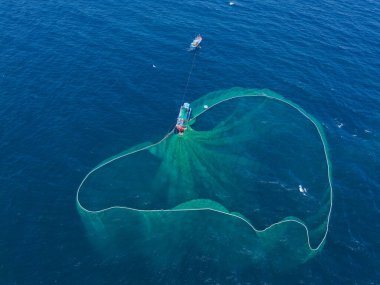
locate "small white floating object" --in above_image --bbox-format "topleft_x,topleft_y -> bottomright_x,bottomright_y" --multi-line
152,64 -> 157,68
337,123 -> 343,128
299,185 -> 307,194
364,129 -> 371,133
229,1 -> 235,5
203,105 -> 209,109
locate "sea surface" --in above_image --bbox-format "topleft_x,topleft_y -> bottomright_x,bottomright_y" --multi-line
1,0 -> 379,284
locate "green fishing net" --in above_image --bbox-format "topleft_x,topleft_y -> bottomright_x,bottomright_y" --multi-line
77,88 -> 332,270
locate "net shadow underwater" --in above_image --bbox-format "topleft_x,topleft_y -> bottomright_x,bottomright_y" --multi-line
76,87 -> 333,273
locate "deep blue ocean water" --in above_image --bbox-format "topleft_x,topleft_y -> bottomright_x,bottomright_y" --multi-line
1,0 -> 379,284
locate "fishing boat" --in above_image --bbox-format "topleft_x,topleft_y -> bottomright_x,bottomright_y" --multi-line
189,35 -> 202,50
176,103 -> 192,134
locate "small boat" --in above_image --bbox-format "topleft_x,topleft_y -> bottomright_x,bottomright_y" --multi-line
176,103 -> 192,134
189,35 -> 202,50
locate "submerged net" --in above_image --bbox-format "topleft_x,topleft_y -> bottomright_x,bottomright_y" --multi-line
77,88 -> 332,271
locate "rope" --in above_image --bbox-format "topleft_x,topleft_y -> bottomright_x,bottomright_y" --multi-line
180,48 -> 199,105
